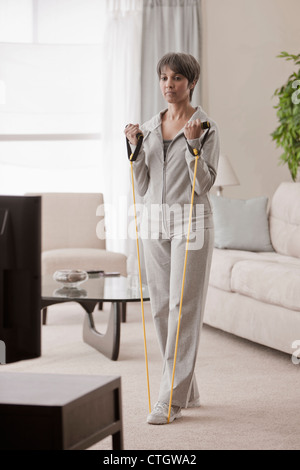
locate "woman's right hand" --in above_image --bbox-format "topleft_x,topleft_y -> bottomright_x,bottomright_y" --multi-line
124,123 -> 142,146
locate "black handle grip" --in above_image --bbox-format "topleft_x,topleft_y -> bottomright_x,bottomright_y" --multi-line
126,132 -> 144,161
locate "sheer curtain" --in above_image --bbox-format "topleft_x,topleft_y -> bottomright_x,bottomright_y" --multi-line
101,0 -> 143,256
141,0 -> 202,123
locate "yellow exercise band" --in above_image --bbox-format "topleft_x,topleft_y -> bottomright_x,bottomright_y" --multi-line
130,160 -> 152,414
167,149 -> 199,423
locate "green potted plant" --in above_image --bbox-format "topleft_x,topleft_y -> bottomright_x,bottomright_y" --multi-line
271,52 -> 300,181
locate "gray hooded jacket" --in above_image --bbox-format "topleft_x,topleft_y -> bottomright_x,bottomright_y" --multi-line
132,105 -> 220,236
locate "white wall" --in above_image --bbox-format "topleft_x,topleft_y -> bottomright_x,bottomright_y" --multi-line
202,0 -> 300,200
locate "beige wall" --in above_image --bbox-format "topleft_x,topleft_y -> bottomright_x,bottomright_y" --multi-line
201,0 -> 300,200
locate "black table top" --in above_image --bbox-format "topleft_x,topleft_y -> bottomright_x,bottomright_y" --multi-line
42,274 -> 150,303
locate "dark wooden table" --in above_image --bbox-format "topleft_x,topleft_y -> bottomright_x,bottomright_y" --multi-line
0,372 -> 123,450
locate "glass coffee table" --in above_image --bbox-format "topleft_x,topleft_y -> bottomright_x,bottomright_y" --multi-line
42,275 -> 150,361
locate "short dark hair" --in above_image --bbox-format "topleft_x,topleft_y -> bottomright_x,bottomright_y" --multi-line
157,52 -> 201,101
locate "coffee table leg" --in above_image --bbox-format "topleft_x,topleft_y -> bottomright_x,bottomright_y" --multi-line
82,302 -> 121,361
121,301 -> 127,323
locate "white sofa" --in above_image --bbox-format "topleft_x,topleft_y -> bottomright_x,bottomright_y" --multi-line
204,182 -> 300,355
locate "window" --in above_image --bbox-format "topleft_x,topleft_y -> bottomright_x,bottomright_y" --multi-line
0,0 -> 107,194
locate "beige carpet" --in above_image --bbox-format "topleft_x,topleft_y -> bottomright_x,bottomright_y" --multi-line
1,300 -> 300,450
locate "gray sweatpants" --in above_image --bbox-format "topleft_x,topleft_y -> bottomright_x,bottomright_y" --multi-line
142,227 -> 214,408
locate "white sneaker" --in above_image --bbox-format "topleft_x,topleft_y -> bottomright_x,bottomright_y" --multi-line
147,402 -> 182,425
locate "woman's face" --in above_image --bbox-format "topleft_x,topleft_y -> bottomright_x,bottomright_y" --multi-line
159,65 -> 193,105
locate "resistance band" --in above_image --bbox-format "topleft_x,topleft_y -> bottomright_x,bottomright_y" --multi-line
127,133 -> 151,414
167,125 -> 211,423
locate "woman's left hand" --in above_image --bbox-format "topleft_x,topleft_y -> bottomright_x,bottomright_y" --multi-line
184,119 -> 204,140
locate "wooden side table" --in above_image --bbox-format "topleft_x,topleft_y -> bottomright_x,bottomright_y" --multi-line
0,372 -> 123,450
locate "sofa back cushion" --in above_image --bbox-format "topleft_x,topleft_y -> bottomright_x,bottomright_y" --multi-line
210,195 -> 274,252
269,182 -> 300,258
34,192 -> 106,251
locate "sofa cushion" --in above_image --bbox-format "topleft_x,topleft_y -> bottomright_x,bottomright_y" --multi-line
209,248 -> 300,293
231,259 -> 300,311
210,195 -> 274,252
269,182 -> 300,258
209,249 -> 264,291
42,248 -> 127,277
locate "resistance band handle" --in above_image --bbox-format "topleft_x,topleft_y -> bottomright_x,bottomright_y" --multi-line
185,125 -> 211,157
201,121 -> 210,130
126,132 -> 144,161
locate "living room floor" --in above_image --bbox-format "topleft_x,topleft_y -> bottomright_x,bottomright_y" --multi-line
1,301 -> 299,450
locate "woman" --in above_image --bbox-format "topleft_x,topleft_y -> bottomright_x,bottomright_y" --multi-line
125,52 -> 220,425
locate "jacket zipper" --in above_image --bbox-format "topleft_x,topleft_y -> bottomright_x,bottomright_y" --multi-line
162,149 -> 169,237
